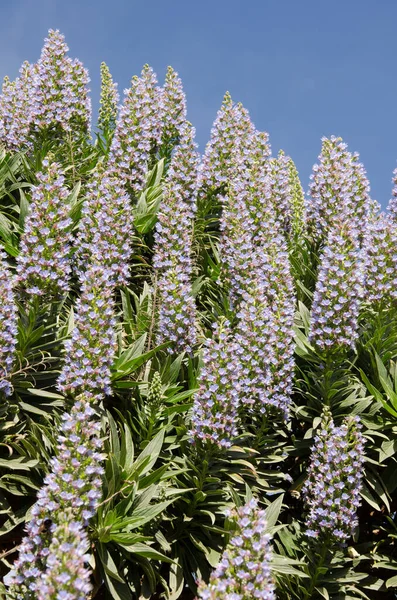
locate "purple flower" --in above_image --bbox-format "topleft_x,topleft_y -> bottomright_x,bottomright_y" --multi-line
0,61 -> 36,150
197,93 -> 271,196
269,150 -> 306,237
0,250 -> 17,397
160,66 -> 187,144
6,394 -> 104,598
190,321 -> 243,448
98,62 -> 119,133
307,136 -> 371,239
108,64 -> 163,195
197,498 -> 275,599
57,265 -> 117,396
363,207 -> 397,306
16,159 -> 72,298
153,122 -> 199,353
220,162 -> 295,418
33,29 -> 91,136
302,410 -> 365,541
309,217 -> 364,351
75,168 -> 133,286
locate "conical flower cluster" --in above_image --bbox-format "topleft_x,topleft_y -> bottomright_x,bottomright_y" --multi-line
363,209 -> 397,306
236,233 -> 295,418
197,498 -> 275,600
198,93 -> 270,196
57,265 -> 117,396
16,159 -> 72,298
154,122 -> 199,353
190,321 -> 243,448
6,394 -> 104,598
220,159 -> 296,418
269,150 -> 306,237
309,217 -> 364,351
161,66 -> 187,144
0,62 -> 36,150
302,411 -> 365,541
98,62 -> 119,133
307,136 -> 371,239
0,251 -> 17,397
109,64 -> 162,195
32,29 -> 91,135
0,29 -> 91,147
75,168 -> 133,286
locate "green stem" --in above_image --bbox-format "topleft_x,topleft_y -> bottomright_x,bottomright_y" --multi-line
305,538 -> 330,598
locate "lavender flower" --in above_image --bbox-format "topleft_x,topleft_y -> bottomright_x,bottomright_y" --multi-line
0,250 -> 17,397
197,498 -> 275,600
309,217 -> 364,351
0,62 -> 36,150
219,163 -> 296,418
235,238 -> 295,419
75,168 -> 133,286
98,62 -> 119,133
269,150 -> 306,237
307,136 -> 371,239
363,209 -> 397,306
35,520 -> 92,600
109,64 -> 163,195
57,265 -> 117,396
161,66 -> 187,143
218,157 -> 274,304
16,159 -> 72,298
303,410 -> 365,541
153,122 -> 199,353
6,394 -> 104,598
198,93 -> 270,195
190,321 -> 243,448
32,29 -> 91,136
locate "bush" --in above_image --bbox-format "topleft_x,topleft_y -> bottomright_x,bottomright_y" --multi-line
0,28 -> 396,600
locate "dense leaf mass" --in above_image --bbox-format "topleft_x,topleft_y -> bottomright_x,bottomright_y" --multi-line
0,29 -> 396,600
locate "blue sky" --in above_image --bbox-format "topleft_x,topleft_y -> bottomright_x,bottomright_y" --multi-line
1,0 -> 396,207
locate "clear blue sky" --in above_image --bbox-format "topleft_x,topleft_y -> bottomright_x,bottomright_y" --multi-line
1,0 -> 396,207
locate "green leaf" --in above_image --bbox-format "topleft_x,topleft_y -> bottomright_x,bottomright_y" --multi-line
131,429 -> 164,477
265,494 -> 284,528
0,458 -> 39,471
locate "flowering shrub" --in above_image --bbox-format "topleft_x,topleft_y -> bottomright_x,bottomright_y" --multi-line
0,28 -> 396,600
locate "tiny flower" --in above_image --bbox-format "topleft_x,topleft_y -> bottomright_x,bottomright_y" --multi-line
309,217 -> 364,351
197,93 -> 270,197
302,410 -> 365,541
306,136 -> 371,240
197,499 -> 275,599
153,122 -> 199,353
32,29 -> 91,136
0,250 -> 17,397
109,64 -> 163,195
363,208 -> 397,307
57,265 -> 117,396
16,159 -> 72,298
190,321 -> 243,448
75,168 -> 133,286
7,394 -> 104,597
